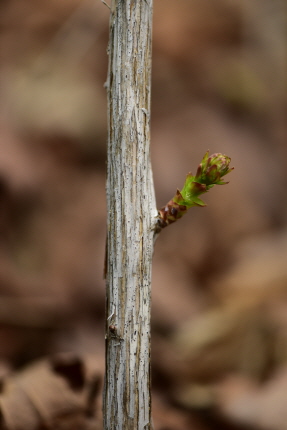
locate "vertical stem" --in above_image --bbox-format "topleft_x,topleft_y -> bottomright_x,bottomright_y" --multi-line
104,1 -> 156,429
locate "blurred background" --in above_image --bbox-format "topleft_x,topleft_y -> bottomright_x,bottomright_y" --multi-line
0,0 -> 286,429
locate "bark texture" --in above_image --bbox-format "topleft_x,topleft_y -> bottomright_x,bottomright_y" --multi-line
104,1 -> 157,429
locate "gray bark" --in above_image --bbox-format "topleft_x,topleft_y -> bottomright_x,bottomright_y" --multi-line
104,1 -> 157,429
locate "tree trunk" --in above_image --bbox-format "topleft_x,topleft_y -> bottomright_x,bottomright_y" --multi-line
104,1 -> 157,429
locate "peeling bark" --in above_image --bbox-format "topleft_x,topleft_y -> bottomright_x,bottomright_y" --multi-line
104,1 -> 157,429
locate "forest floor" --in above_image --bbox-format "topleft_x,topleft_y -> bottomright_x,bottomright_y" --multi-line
0,1 -> 287,429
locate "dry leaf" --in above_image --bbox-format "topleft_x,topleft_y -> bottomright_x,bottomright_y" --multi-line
0,353 -> 102,430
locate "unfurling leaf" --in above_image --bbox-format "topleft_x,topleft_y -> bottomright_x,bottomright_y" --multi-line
157,151 -> 233,228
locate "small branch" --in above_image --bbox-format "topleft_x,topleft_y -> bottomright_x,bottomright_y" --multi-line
101,0 -> 111,10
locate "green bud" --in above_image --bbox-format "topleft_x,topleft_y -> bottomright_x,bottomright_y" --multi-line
157,151 -> 233,228
195,151 -> 233,186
